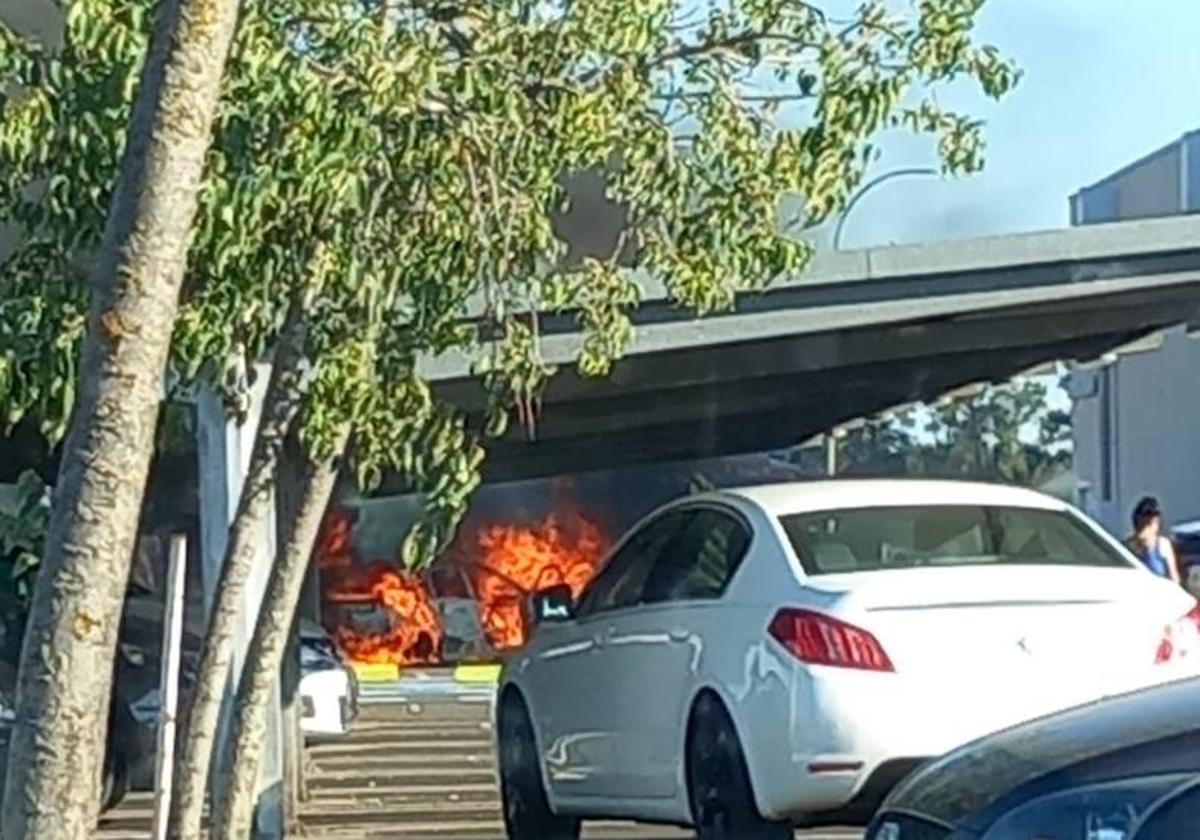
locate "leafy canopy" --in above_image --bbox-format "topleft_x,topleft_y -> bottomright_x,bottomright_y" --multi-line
0,0 -> 1017,565
0,470 -> 49,606
836,376 -> 1073,487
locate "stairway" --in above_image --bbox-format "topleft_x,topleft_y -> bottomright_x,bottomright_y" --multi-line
93,682 -> 700,838
92,693 -> 503,840
300,695 -> 505,838
90,687 -> 861,839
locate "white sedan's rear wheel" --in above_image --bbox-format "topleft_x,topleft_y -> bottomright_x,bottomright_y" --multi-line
687,695 -> 792,840
498,695 -> 580,840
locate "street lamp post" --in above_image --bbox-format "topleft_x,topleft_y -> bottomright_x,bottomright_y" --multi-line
833,166 -> 939,250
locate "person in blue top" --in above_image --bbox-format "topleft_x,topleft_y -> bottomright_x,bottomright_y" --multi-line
1127,496 -> 1181,584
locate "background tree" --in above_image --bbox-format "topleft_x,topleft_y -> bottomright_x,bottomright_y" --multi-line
915,378 -> 1072,485
0,0 -> 244,834
835,376 -> 1073,487
0,471 -> 49,611
2,0 -> 1018,835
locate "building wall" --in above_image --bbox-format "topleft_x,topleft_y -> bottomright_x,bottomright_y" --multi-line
1071,132 -> 1200,224
1070,132 -> 1200,534
1114,145 -> 1181,219
1072,327 -> 1200,533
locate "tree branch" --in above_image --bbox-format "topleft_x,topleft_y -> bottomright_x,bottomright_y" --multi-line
655,91 -> 817,104
651,31 -> 821,68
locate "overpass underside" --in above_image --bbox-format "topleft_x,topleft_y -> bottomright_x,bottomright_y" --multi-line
420,216 -> 1200,485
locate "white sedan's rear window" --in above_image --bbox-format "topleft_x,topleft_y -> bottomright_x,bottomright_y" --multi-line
778,505 -> 1129,575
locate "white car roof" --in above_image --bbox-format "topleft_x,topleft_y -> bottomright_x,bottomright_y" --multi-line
1173,519 -> 1200,535
707,479 -> 1066,517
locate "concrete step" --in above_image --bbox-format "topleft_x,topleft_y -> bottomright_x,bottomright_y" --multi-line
308,754 -> 496,775
310,737 -> 497,757
308,779 -> 499,800
306,790 -> 500,812
307,772 -> 499,792
357,697 -> 493,721
346,718 -> 493,735
318,731 -> 491,747
337,727 -> 493,744
299,799 -> 500,823
94,830 -> 155,840
287,825 -> 692,839
292,817 -> 506,837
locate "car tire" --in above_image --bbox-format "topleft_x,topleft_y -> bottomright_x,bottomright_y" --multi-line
498,694 -> 580,840
687,694 -> 792,840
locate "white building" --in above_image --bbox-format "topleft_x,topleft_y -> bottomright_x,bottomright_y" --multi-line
1070,131 -> 1200,534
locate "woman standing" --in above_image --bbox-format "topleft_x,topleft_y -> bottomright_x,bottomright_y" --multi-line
1127,496 -> 1181,585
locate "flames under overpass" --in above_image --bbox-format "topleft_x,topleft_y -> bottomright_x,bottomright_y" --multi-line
409,215 -> 1200,486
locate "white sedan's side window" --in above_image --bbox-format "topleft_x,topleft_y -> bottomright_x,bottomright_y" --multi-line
575,511 -> 690,618
640,508 -> 750,604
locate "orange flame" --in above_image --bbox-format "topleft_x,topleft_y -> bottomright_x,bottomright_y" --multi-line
464,513 -> 609,650
330,563 -> 443,665
316,504 -> 610,665
316,508 -> 355,571
317,510 -> 444,666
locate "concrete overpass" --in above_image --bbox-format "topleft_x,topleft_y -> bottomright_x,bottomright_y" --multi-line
416,215 -> 1200,484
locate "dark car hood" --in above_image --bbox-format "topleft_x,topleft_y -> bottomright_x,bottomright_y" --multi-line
884,676 -> 1200,826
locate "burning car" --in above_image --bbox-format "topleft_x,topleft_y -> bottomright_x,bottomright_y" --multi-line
314,505 -> 611,669
323,562 -> 444,664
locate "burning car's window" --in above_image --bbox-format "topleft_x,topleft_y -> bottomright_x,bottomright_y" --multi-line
779,506 -> 1130,575
575,511 -> 691,618
641,508 -> 750,603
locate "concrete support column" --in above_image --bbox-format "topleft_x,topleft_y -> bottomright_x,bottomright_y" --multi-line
195,367 -> 285,837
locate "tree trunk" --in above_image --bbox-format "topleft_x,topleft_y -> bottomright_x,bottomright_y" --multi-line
280,628 -> 304,833
1,0 -> 243,836
212,428 -> 349,839
170,296 -> 311,840
276,437 -> 311,832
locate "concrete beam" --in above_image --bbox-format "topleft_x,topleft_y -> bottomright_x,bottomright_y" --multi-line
397,329 -> 1136,486
392,219 -> 1200,484
439,284 -> 1198,418
421,214 -> 1200,383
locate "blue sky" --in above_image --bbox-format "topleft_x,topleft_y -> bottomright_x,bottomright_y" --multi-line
8,0 -> 1192,251
836,0 -> 1200,249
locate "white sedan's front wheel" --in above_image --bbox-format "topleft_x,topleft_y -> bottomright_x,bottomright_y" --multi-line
498,695 -> 580,840
687,694 -> 792,840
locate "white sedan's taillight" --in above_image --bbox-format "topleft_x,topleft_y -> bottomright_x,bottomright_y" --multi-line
768,608 -> 894,672
1155,602 -> 1200,664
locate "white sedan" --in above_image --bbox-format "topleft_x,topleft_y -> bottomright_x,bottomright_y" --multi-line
496,480 -> 1200,840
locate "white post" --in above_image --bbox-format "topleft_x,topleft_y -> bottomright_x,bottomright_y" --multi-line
152,534 -> 188,840
825,432 -> 838,477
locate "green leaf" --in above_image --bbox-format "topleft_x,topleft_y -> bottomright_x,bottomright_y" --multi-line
0,0 -> 1013,572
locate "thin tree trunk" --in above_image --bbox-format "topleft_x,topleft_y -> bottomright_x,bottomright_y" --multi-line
1,0 -> 242,836
276,437 -> 311,832
170,295 -> 311,840
280,646 -> 304,832
212,427 -> 349,839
